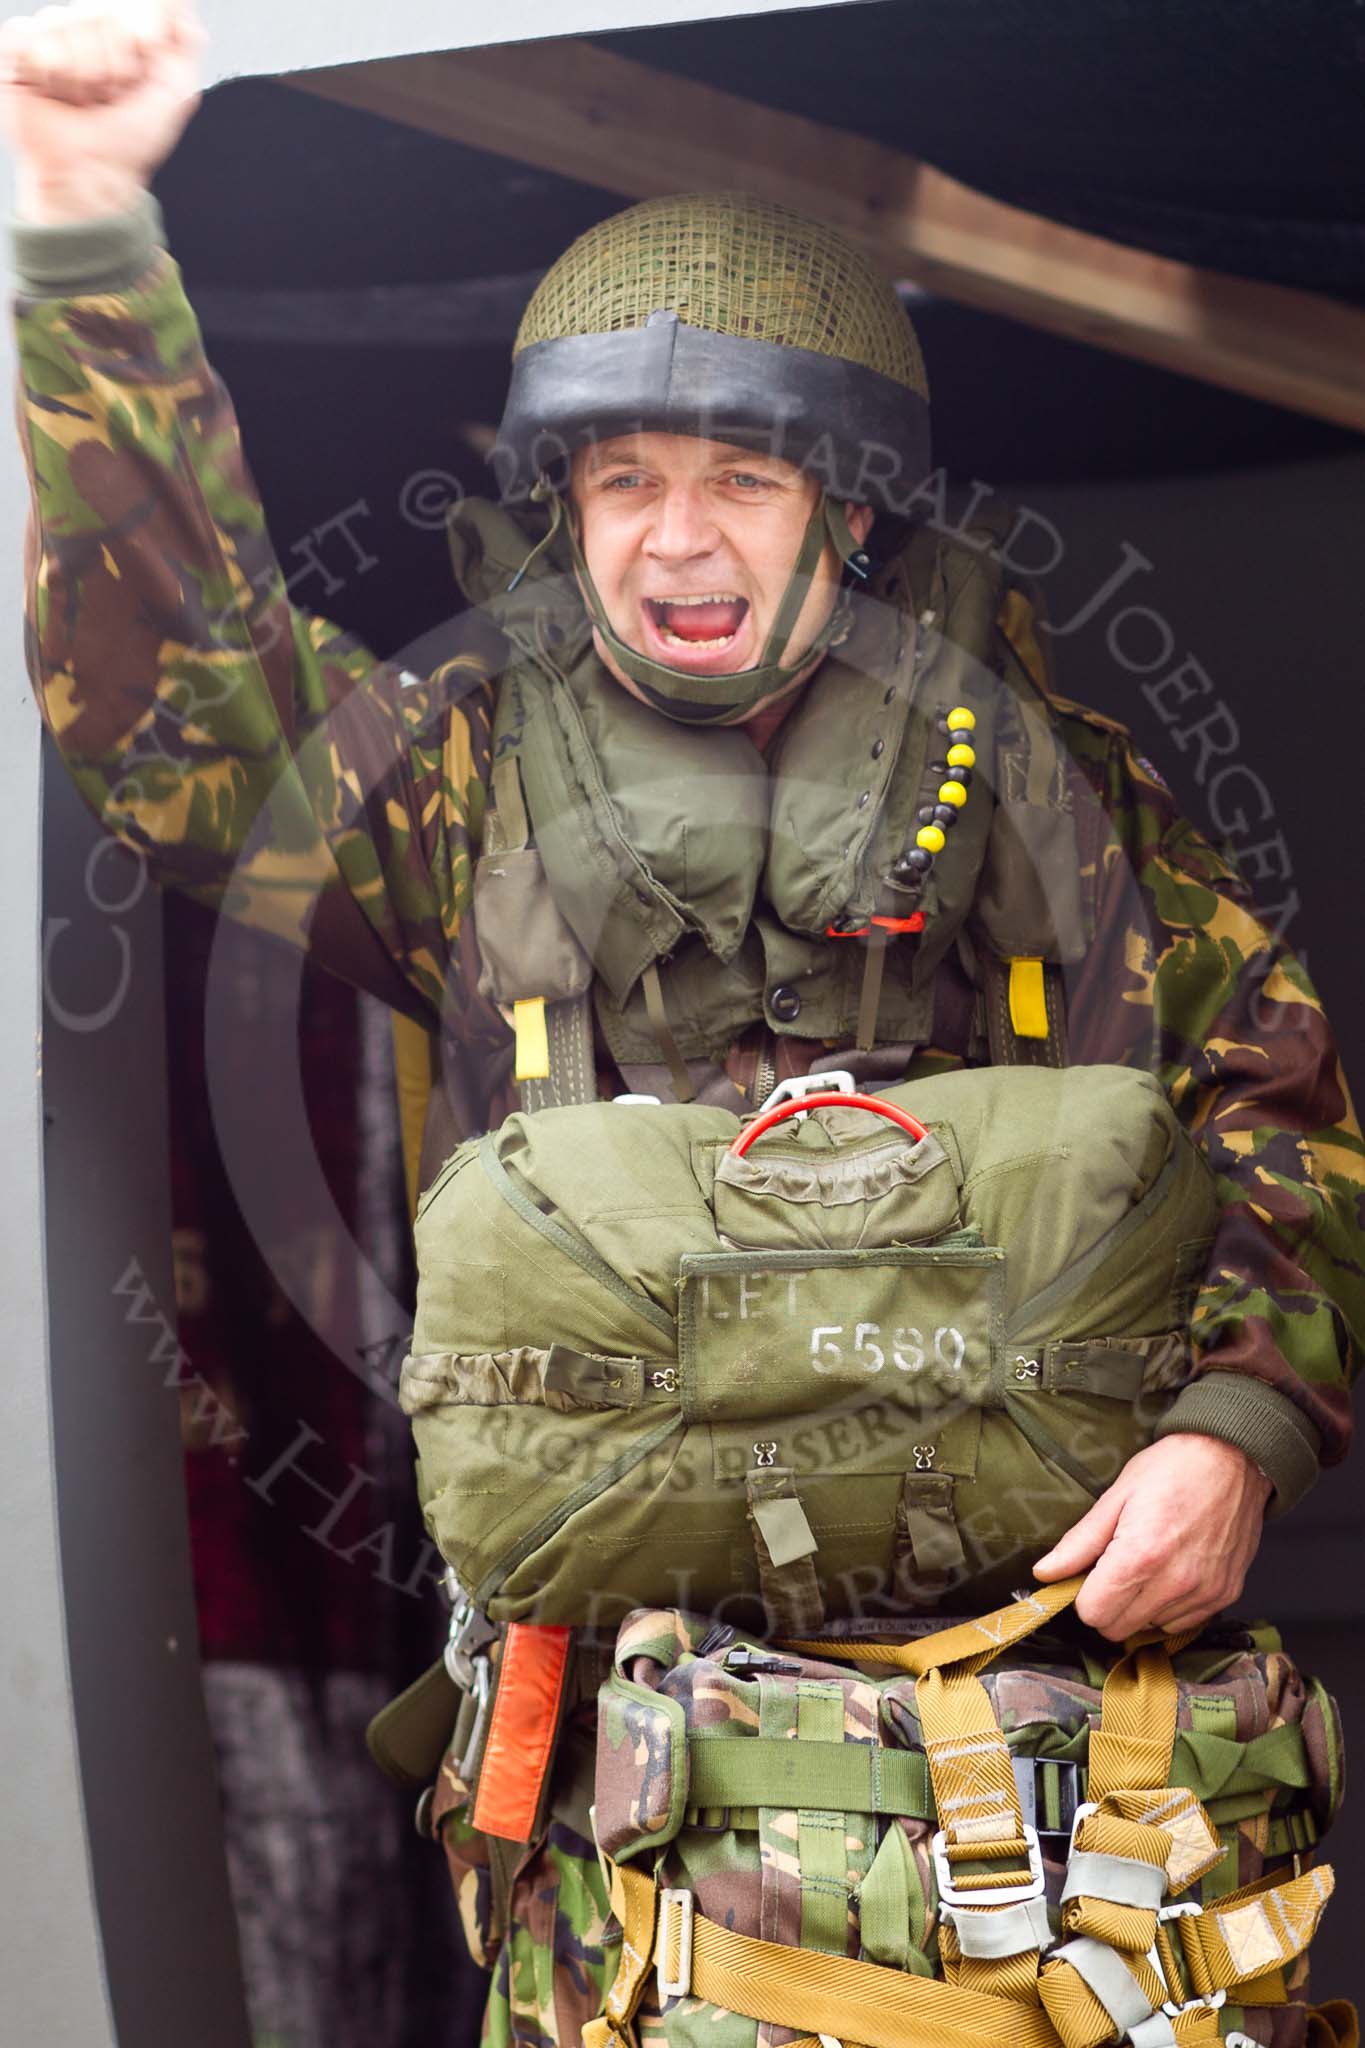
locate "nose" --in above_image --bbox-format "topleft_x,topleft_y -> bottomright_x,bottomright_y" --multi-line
643,480 -> 721,565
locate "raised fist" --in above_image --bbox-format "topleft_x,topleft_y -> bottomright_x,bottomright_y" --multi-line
0,0 -> 204,223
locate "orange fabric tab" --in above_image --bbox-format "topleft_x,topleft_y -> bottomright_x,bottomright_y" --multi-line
472,1622 -> 573,1843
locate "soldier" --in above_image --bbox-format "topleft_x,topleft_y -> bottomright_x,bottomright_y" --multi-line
4,2 -> 1362,2041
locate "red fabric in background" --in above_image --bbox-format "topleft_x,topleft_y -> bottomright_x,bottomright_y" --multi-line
163,892 -> 391,1672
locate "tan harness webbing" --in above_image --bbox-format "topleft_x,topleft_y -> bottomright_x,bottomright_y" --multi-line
587,1577 -> 1336,2048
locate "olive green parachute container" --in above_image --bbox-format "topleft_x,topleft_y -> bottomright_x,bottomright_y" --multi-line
401,1066 -> 1218,1629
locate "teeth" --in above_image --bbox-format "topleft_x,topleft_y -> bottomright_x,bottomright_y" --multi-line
658,627 -> 737,648
652,593 -> 743,607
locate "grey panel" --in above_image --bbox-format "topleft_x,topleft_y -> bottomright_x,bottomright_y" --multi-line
39,747 -> 252,2047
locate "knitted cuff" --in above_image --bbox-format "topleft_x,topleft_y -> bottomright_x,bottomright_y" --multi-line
1155,1368 -> 1322,1517
11,189 -> 166,299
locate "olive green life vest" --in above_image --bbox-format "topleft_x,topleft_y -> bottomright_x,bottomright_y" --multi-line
449,500 -> 1093,1105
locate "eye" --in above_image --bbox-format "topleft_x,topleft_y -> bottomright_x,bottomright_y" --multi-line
728,472 -> 765,490
604,472 -> 645,491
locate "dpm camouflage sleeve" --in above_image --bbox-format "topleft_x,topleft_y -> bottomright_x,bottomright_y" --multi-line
1053,691 -> 1363,1511
12,201 -> 490,1022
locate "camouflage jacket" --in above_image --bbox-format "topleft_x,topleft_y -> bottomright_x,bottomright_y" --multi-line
12,206 -> 1363,1511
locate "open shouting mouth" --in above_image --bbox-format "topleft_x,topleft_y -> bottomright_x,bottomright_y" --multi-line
642,593 -> 753,670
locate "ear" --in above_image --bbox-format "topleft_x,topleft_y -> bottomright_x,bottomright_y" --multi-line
845,502 -> 875,545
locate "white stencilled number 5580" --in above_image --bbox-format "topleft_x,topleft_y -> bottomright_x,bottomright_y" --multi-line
811,1323 -> 966,1375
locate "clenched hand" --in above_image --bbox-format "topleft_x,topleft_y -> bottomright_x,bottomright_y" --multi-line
1033,1432 -> 1273,1641
0,0 -> 204,224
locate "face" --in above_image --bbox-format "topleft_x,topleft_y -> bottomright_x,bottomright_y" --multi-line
569,434 -> 873,723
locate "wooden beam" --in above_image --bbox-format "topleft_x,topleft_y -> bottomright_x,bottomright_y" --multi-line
291,38 -> 1365,434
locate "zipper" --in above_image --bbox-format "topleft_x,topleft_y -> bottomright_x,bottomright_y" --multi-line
751,1031 -> 778,1109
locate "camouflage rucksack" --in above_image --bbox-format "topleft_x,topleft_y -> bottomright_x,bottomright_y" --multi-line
586,1578 -> 1349,2048
402,1062 -> 1217,1633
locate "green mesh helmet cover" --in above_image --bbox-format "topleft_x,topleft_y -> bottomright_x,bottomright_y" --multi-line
494,192 -> 931,511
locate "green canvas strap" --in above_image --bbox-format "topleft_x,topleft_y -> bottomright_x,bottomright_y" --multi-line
893,1470 -> 967,1603
483,752 -> 598,1114
688,1734 -> 933,1819
685,1736 -> 1318,1842
746,1468 -> 823,1635
490,752 -> 531,849
641,962 -> 696,1103
796,1685 -> 853,1956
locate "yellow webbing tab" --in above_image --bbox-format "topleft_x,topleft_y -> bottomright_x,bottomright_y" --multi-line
1185,1863 -> 1335,1992
783,1575 -> 1084,1681
1008,957 -> 1049,1040
514,997 -> 551,1083
591,1859 -> 657,2041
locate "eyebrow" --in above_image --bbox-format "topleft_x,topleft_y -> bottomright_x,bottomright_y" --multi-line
583,448 -> 788,480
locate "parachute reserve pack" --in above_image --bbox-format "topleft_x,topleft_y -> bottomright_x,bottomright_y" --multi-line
402,1063 -> 1218,1630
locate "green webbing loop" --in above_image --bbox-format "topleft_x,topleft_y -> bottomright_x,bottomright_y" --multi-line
1170,1722 -> 1311,1801
858,1823 -> 935,1976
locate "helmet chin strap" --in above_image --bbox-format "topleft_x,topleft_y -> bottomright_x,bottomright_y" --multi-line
508,477 -> 870,727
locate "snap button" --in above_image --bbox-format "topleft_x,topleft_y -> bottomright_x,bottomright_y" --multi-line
770,985 -> 802,1023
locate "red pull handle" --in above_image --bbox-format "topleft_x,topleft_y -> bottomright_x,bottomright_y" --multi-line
728,1091 -> 930,1158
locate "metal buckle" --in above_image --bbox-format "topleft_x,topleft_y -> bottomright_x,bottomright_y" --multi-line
658,1888 -> 695,2000
686,1806 -> 733,1833
1146,1902 -> 1226,2020
1013,1755 -> 1081,1839
756,1070 -> 855,1117
443,1568 -> 497,1692
931,1822 -> 1045,1909
455,1655 -> 492,1784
